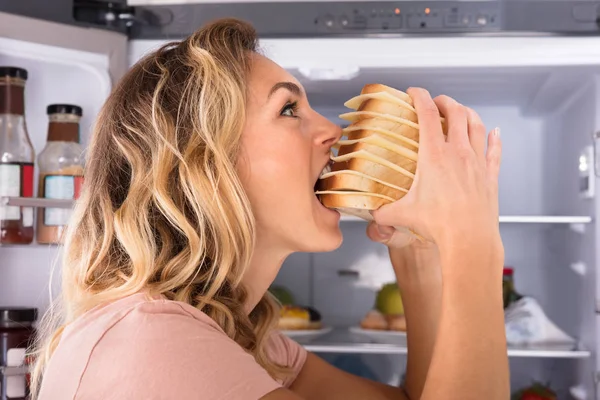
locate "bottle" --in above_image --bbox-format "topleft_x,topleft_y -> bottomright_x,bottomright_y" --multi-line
0,67 -> 35,245
36,104 -> 84,245
502,267 -> 523,309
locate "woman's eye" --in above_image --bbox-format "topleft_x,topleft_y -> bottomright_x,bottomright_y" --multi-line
280,102 -> 298,117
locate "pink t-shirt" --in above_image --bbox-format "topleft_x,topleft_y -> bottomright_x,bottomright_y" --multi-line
38,293 -> 307,399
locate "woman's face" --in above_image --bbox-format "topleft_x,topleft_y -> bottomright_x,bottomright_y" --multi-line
237,54 -> 343,254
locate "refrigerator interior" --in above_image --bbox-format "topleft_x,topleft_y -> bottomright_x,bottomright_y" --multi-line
1,20 -> 600,398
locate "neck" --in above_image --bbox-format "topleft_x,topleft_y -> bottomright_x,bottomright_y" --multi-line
243,232 -> 291,314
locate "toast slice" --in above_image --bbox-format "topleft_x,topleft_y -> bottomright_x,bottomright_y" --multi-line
337,133 -> 418,162
345,92 -> 415,114
316,191 -> 394,213
360,83 -> 414,107
317,170 -> 408,200
329,156 -> 414,190
337,141 -> 416,178
340,111 -> 420,130
356,98 -> 417,122
343,119 -> 419,151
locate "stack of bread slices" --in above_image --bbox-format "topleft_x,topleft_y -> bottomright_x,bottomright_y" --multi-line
316,84 -> 445,221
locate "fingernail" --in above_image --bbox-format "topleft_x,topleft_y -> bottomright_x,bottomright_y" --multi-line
493,127 -> 501,138
376,224 -> 394,238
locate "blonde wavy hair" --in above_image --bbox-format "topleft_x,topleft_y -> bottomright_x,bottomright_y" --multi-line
30,18 -> 289,397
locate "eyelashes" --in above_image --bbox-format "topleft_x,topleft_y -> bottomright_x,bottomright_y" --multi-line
280,101 -> 299,117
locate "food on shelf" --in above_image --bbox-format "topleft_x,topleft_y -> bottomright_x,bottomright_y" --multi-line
0,67 -> 35,244
376,282 -> 404,315
269,285 -> 323,331
360,310 -> 387,330
360,282 -> 406,332
511,382 -> 557,400
268,285 -> 295,305
305,306 -> 322,329
503,267 -> 523,309
315,83 -> 446,225
36,104 -> 85,245
278,305 -> 310,330
278,305 -> 322,331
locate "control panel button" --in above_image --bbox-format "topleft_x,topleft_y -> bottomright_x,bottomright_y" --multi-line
323,14 -> 334,28
477,15 -> 487,25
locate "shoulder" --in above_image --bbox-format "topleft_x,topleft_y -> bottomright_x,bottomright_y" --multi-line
43,294 -> 288,400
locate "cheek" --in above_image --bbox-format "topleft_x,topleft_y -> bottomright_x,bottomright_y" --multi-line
237,130 -> 310,216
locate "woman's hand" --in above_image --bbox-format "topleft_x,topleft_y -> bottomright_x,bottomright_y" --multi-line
371,88 -> 503,256
368,88 -> 508,399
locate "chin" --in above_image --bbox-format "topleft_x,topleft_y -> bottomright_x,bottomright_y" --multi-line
299,224 -> 343,253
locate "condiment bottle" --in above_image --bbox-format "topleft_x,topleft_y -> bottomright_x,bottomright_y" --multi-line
502,267 -> 522,309
36,104 -> 84,245
0,307 -> 37,400
0,67 -> 35,245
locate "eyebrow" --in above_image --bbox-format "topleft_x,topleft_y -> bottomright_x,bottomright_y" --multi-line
268,81 -> 302,99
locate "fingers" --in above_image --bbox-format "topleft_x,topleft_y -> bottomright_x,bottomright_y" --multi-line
466,107 -> 487,161
486,127 -> 502,185
433,95 -> 469,149
407,88 -> 444,152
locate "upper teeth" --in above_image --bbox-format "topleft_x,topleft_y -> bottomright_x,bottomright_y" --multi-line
320,163 -> 332,178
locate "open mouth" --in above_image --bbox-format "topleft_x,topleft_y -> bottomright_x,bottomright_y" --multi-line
314,161 -> 333,194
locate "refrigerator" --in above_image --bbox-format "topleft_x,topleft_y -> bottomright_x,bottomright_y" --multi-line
1,0 -> 600,398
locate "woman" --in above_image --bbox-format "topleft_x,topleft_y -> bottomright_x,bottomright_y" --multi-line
32,18 -> 508,399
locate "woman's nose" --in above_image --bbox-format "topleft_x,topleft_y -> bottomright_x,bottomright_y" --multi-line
314,116 -> 342,149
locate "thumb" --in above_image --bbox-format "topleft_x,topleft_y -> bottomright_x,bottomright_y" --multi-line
366,221 -> 395,244
366,222 -> 415,249
371,197 -> 415,230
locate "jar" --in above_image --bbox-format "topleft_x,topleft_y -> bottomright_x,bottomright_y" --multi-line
0,307 -> 37,400
36,104 -> 85,245
0,67 -> 35,245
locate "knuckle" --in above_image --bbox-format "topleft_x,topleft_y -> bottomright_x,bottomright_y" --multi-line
408,87 -> 429,97
449,102 -> 467,117
457,146 -> 472,160
466,108 -> 486,132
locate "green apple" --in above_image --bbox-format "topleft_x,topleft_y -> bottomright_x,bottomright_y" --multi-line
375,283 -> 404,315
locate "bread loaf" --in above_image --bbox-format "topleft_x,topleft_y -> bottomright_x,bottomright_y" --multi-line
316,84 -> 444,219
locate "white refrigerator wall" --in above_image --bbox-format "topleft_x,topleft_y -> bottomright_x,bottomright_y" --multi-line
540,79 -> 600,396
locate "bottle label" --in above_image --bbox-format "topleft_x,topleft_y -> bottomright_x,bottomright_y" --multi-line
0,163 -> 33,222
43,175 -> 83,226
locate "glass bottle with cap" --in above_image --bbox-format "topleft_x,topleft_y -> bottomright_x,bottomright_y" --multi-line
0,67 -> 35,245
36,104 -> 85,245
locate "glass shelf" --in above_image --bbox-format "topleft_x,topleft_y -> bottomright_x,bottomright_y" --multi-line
287,328 -> 590,359
340,215 -> 593,224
